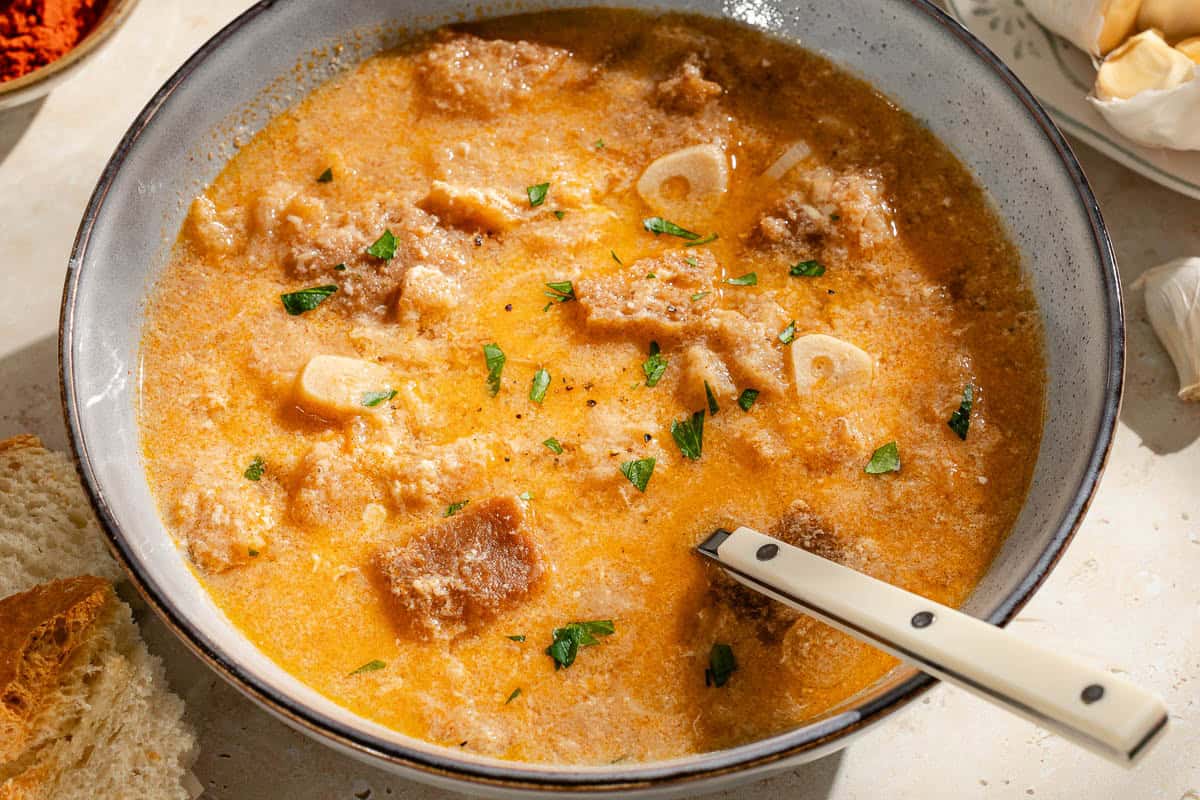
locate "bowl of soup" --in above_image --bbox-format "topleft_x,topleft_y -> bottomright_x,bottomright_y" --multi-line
61,0 -> 1120,795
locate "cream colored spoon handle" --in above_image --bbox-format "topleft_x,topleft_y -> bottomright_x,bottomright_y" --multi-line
697,526 -> 1168,764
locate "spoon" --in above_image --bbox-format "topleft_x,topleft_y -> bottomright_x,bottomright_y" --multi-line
697,526 -> 1168,764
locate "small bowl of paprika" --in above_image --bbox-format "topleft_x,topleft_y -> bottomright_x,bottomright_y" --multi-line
0,0 -> 140,110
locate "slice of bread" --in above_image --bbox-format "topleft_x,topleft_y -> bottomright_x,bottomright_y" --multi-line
0,576 -> 197,800
0,435 -> 199,799
0,436 -> 122,597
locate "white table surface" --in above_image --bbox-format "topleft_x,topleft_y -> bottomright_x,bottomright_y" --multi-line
1,2 -> 1198,798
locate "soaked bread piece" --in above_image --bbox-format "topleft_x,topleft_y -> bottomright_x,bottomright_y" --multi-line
373,497 -> 542,639
576,250 -> 718,339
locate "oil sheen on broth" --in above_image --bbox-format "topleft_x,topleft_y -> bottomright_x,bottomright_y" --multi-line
138,10 -> 1045,764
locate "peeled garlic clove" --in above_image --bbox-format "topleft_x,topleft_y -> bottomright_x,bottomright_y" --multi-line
636,144 -> 728,219
1137,0 -> 1200,41
1088,30 -> 1200,149
790,334 -> 874,396
1136,257 -> 1200,401
1177,36 -> 1200,62
1024,0 -> 1142,55
295,355 -> 395,418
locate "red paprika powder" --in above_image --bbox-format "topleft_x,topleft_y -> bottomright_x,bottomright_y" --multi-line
0,0 -> 109,83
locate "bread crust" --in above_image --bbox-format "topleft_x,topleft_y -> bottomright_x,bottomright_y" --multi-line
0,435 -> 44,455
0,576 -> 114,762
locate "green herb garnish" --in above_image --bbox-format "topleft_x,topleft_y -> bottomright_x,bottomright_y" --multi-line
366,229 -> 397,260
543,437 -> 564,454
243,456 -> 265,482
619,457 -> 656,492
505,688 -> 522,704
483,343 -> 506,396
671,410 -> 705,460
726,272 -> 757,286
518,491 -> 533,501
530,369 -> 551,404
527,182 -> 550,207
684,256 -> 699,267
553,210 -> 566,220
691,291 -> 710,302
865,442 -> 901,474
349,660 -> 386,675
543,280 -> 575,306
443,500 -> 470,517
333,263 -> 346,271
642,342 -> 667,387
684,232 -> 719,248
737,389 -> 759,412
704,381 -> 720,415
789,260 -> 825,277
545,620 -> 615,669
316,167 -> 333,183
948,384 -> 974,440
507,634 -> 526,642
594,139 -> 605,149
778,320 -> 797,344
611,250 -> 623,265
642,217 -> 700,240
705,644 -> 736,687
361,389 -> 396,408
248,548 -> 260,557
280,285 -> 337,316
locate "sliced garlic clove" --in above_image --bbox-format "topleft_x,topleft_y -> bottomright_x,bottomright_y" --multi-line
1137,0 -> 1200,42
1177,36 -> 1200,62
1089,30 -> 1200,149
1024,0 -> 1142,56
636,143 -> 728,219
1136,256 -> 1200,402
790,334 -> 874,396
762,141 -> 813,182
295,355 -> 395,418
1095,29 -> 1195,99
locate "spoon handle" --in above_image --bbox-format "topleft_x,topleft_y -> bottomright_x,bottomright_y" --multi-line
698,526 -> 1168,764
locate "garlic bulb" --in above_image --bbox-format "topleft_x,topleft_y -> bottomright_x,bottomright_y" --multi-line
1136,257 -> 1200,401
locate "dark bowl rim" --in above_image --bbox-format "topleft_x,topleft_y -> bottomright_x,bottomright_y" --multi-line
59,0 -> 1124,792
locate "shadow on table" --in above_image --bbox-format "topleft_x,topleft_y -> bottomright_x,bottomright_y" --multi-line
0,332 -> 68,450
0,96 -> 47,168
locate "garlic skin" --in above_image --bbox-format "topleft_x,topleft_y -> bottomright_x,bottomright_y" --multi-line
1137,257 -> 1200,401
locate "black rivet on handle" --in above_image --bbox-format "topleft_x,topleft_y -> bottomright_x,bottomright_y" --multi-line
911,611 -> 935,628
1081,684 -> 1105,704
756,544 -> 779,561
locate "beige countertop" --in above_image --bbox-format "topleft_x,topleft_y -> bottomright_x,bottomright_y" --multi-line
1,2 -> 1197,798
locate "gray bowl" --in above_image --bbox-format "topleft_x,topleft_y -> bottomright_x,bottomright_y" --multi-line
60,0 -> 1121,796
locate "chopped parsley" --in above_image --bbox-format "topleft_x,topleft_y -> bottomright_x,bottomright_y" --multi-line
691,290 -> 710,302
248,548 -> 260,557
642,342 -> 668,387
611,250 -> 623,265
737,389 -> 760,412
545,620 -> 615,669
361,389 -> 396,408
948,384 -> 974,440
543,280 -> 575,308
518,491 -> 533,501
366,229 -> 397,260
530,368 -> 551,404
507,634 -> 526,642
671,410 -> 705,460
280,285 -> 337,316
333,263 -> 347,271
705,644 -> 737,687
778,320 -> 797,344
642,217 -> 700,240
243,456 -> 265,481
789,260 -> 826,277
349,659 -> 386,676
865,442 -> 901,474
594,138 -> 605,149
704,381 -> 720,415
505,688 -> 522,704
527,182 -> 550,207
483,343 -> 506,396
684,232 -> 719,248
645,272 -> 656,279
316,167 -> 333,183
543,437 -> 564,454
553,210 -> 566,220
619,457 -> 656,492
684,256 -> 699,267
726,272 -> 757,286
830,213 -> 841,221
443,500 -> 470,517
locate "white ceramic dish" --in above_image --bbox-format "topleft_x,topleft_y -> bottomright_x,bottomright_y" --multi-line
947,0 -> 1200,200
60,1 -> 1123,796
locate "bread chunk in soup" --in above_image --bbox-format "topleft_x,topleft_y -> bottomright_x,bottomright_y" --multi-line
139,9 -> 1045,764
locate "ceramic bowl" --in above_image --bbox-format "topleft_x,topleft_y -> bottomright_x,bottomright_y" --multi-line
60,0 -> 1122,796
0,0 -> 141,111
